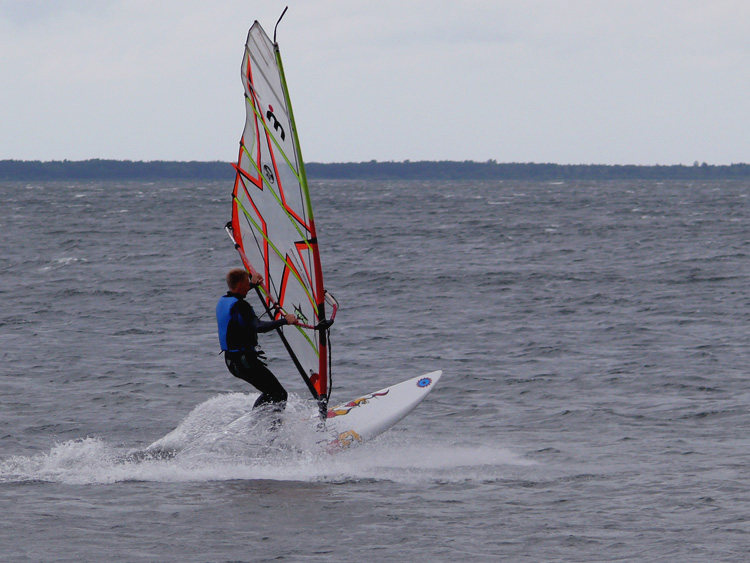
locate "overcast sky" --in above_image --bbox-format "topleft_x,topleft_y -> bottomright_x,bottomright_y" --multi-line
0,0 -> 748,165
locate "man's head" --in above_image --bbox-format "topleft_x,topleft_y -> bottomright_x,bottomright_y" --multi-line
226,268 -> 250,296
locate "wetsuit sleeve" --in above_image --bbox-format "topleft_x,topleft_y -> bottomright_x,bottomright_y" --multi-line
250,317 -> 288,333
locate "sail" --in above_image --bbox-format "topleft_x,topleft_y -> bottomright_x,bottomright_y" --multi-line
227,20 -> 333,413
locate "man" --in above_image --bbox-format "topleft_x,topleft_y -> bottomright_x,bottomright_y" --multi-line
216,268 -> 297,411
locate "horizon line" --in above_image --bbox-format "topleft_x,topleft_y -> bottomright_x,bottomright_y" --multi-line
2,158 -> 748,167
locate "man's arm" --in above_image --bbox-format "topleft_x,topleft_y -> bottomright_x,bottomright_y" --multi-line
251,316 -> 288,334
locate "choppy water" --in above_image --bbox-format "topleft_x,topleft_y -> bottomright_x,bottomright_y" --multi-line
1,178 -> 749,561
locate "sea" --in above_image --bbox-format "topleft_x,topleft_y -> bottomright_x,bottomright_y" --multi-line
1,177 -> 748,562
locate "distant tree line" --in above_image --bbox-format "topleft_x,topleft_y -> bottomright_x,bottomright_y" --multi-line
1,158 -> 749,181
306,160 -> 750,180
0,159 -> 233,181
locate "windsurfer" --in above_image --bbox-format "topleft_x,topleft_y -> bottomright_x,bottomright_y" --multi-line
216,268 -> 298,412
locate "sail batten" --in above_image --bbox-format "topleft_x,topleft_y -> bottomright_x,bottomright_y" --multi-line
228,20 -> 331,415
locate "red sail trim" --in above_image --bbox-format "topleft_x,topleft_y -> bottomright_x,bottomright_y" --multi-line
276,262 -> 291,315
232,159 -> 262,190
294,240 -> 315,297
309,215 -> 328,398
308,217 -> 326,308
232,175 -> 270,284
261,113 -> 311,232
241,59 -> 265,188
276,254 -> 317,319
233,156 -> 264,194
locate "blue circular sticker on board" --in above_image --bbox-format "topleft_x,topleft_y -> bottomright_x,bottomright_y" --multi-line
417,377 -> 432,388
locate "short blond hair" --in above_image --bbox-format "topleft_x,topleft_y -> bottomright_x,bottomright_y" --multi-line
226,268 -> 248,290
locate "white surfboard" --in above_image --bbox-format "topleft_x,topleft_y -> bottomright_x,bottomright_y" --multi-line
137,371 -> 441,459
323,370 -> 442,450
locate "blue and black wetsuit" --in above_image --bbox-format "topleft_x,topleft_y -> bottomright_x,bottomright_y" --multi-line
216,291 -> 290,410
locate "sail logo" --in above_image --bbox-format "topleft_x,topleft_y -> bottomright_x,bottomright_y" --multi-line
266,105 -> 286,141
327,390 -> 390,418
336,430 -> 362,449
292,304 -> 308,324
263,164 -> 275,184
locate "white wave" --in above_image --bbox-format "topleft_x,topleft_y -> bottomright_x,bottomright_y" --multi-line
39,256 -> 87,271
0,393 -> 533,485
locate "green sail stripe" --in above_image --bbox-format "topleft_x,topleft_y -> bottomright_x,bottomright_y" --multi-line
274,46 -> 315,221
242,94 -> 316,256
234,194 -> 319,355
234,194 -> 316,308
241,77 -> 303,185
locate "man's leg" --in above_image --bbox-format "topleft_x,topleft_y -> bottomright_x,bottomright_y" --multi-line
225,353 -> 288,410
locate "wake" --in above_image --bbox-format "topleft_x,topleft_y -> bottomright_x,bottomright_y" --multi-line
0,393 -> 533,485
